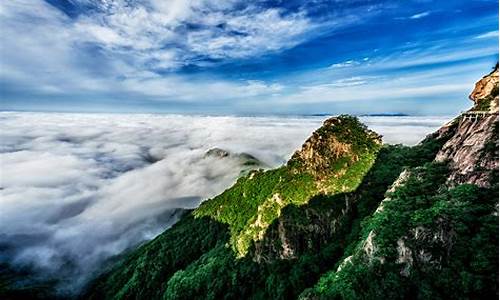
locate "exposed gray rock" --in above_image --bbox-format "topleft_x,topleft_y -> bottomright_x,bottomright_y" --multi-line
434,67 -> 498,187
204,147 -> 230,158
204,147 -> 265,169
435,114 -> 498,187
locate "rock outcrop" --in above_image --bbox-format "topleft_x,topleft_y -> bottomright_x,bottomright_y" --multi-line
205,147 -> 265,170
435,64 -> 499,187
469,63 -> 499,112
252,194 -> 352,262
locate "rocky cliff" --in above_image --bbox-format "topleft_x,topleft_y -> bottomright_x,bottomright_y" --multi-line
435,64 -> 499,187
469,63 -> 499,112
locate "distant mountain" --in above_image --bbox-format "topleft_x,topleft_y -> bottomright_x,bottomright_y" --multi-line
359,113 -> 410,117
3,66 -> 498,300
305,113 -> 411,117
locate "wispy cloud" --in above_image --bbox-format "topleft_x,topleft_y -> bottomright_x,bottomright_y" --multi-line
409,11 -> 431,19
474,30 -> 499,39
395,11 -> 431,20
0,0 -> 497,114
328,58 -> 370,69
302,76 -> 372,89
73,2 -> 317,67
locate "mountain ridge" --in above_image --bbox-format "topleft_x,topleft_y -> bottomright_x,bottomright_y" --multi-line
84,65 -> 499,300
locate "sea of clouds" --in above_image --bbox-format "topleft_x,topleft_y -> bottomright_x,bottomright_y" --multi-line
0,112 -> 450,292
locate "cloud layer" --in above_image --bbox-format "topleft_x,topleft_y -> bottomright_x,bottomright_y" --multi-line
0,112 -> 322,292
0,112 -> 449,292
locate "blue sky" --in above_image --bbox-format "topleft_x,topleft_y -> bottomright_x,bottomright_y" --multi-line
0,0 -> 498,115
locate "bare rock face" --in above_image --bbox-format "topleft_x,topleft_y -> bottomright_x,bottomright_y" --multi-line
395,219 -> 456,277
292,132 -> 352,177
435,65 -> 499,187
469,64 -> 499,112
435,114 -> 498,187
252,194 -> 352,263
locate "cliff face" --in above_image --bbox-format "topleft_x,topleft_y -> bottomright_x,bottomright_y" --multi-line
435,65 -> 499,187
435,114 -> 498,187
469,64 -> 499,112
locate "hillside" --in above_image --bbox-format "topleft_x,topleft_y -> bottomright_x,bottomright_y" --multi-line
3,66 -> 497,300
81,65 -> 498,300
194,115 -> 382,257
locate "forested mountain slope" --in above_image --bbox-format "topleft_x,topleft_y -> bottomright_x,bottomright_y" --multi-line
81,66 -> 499,300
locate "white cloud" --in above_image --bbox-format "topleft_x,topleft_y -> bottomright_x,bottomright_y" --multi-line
327,57 -> 370,69
0,112 -> 323,291
320,76 -> 372,88
328,59 -> 359,68
395,11 -> 431,20
474,30 -> 499,39
186,8 -> 313,59
409,11 -> 430,19
0,0 -> 387,105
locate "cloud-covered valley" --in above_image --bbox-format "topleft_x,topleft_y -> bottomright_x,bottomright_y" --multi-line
0,112 -> 449,293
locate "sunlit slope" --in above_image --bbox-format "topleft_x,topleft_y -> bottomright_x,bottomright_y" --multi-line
194,115 -> 382,257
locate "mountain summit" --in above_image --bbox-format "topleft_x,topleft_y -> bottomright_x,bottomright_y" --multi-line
194,115 -> 382,257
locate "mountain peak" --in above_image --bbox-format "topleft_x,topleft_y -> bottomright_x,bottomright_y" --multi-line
289,115 -> 382,181
194,115 -> 382,257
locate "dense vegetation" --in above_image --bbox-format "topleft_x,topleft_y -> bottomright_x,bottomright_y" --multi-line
305,164 -> 498,300
79,116 -> 477,300
195,115 -> 382,257
85,214 -> 229,300
161,139 -> 454,300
